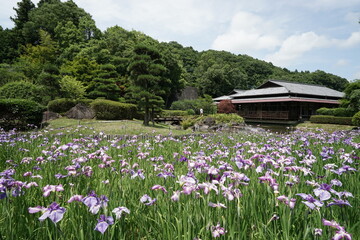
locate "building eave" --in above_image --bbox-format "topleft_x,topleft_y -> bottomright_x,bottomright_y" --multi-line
231,96 -> 340,105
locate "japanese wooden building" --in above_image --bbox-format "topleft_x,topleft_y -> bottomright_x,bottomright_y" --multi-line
214,80 -> 344,123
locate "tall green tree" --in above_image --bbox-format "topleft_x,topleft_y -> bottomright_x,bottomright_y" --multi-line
342,79 -> 360,111
87,64 -> 121,100
128,45 -> 170,126
10,0 -> 35,30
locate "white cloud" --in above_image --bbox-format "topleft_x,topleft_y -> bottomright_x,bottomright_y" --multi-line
345,12 -> 360,24
211,11 -> 282,53
336,59 -> 348,66
337,32 -> 360,48
76,0 -> 216,36
266,31 -> 360,66
265,32 -> 331,66
299,0 -> 360,10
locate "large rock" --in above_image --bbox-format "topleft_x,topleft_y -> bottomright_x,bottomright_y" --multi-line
66,103 -> 95,119
42,111 -> 61,122
203,117 -> 216,126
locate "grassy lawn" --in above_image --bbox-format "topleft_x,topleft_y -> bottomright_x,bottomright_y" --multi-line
44,117 -> 192,136
296,121 -> 355,132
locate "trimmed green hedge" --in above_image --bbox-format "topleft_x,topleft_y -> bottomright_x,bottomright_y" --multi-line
48,98 -> 94,114
316,107 -> 355,117
161,110 -> 188,117
352,111 -> 360,126
310,115 -> 353,125
0,99 -> 46,130
90,99 -> 137,120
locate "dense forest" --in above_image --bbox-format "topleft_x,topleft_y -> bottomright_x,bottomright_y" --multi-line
0,0 -> 349,110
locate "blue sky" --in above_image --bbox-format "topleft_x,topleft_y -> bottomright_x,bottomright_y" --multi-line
1,0 -> 360,83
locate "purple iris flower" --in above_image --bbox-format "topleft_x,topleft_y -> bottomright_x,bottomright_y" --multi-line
82,192 -> 109,214
296,193 -> 323,210
68,194 -> 83,203
171,191 -> 181,201
179,155 -> 188,162
211,223 -> 227,238
94,215 -> 114,234
332,229 -> 352,240
208,202 -> 227,208
327,199 -> 352,207
29,202 -> 66,224
42,184 -> 64,197
112,206 -> 130,219
151,185 -> 168,193
140,194 -> 156,205
313,183 -> 332,201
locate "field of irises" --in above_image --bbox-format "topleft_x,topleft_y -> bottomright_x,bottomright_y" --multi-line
0,126 -> 359,240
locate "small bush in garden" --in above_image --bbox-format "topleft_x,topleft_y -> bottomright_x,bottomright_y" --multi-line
316,107 -> 335,116
181,113 -> 244,130
0,98 -> 46,130
48,98 -> 94,114
187,109 -> 195,115
161,110 -> 188,117
217,100 -> 236,113
48,98 -> 76,114
181,116 -> 202,129
90,99 -> 137,120
332,108 -> 356,117
170,95 -> 217,115
352,111 -> 360,126
0,81 -> 47,104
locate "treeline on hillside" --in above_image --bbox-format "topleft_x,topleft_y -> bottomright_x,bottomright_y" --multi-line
0,0 -> 349,112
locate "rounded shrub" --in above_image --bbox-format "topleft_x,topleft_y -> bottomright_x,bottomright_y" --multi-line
161,110 -> 188,117
332,108 -> 356,117
316,107 -> 334,116
90,99 -> 137,120
217,100 -> 236,114
0,98 -> 46,130
47,98 -> 76,114
352,111 -> 360,126
0,81 -> 47,104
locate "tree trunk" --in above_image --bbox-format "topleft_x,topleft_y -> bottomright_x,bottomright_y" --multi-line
144,98 -> 149,126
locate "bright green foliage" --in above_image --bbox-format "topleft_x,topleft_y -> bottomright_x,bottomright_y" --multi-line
16,30 -> 58,82
0,81 -> 46,104
310,115 -> 353,125
47,98 -> 77,113
59,75 -> 87,99
22,0 -> 96,44
342,79 -> 360,111
128,44 -> 170,125
0,98 -> 45,130
181,113 -> 244,129
60,56 -> 99,85
161,110 -> 188,117
0,64 -> 27,86
90,99 -> 137,120
316,107 -> 336,116
171,95 -> 217,115
87,64 -> 120,100
352,111 -> 360,126
54,21 -> 83,49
